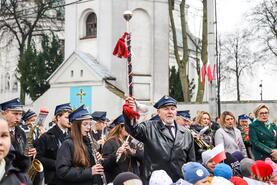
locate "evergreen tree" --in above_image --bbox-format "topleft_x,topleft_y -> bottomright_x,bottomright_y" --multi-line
169,66 -> 184,101
20,34 -> 63,101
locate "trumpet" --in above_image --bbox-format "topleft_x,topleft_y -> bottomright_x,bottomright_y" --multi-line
191,128 -> 213,150
87,132 -> 107,185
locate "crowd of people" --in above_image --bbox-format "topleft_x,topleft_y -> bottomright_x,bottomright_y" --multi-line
0,95 -> 276,185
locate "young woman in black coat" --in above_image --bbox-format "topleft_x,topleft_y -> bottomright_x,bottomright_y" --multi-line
0,119 -> 31,185
102,115 -> 143,183
55,105 -> 104,185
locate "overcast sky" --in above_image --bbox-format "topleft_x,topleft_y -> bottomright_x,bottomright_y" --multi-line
187,0 -> 277,100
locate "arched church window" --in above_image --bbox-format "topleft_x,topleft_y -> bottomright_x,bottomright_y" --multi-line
5,72 -> 10,91
86,13 -> 97,38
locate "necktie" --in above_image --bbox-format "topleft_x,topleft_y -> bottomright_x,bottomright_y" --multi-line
165,125 -> 175,139
10,130 -> 15,143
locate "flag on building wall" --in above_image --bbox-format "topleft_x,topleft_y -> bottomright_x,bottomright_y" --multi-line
206,59 -> 213,82
70,86 -> 92,112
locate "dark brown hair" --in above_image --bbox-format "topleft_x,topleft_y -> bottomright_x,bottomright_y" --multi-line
71,120 -> 89,167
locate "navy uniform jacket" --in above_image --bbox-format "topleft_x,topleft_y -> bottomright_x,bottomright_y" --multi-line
55,137 -> 102,185
36,125 -> 66,185
12,126 -> 27,155
249,119 -> 277,160
124,115 -> 196,182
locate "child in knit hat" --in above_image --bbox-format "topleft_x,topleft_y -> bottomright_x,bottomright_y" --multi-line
230,176 -> 248,185
149,170 -> 173,185
113,172 -> 143,185
182,162 -> 210,185
265,158 -> 277,185
251,160 -> 273,183
213,163 -> 233,180
201,150 -> 217,175
224,152 -> 242,177
240,158 -> 255,178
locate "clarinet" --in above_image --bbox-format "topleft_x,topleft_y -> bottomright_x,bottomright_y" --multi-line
87,133 -> 107,185
116,135 -> 130,163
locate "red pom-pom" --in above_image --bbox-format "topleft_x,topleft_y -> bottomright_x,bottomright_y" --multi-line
123,100 -> 140,120
230,176 -> 248,185
251,160 -> 273,178
113,32 -> 129,58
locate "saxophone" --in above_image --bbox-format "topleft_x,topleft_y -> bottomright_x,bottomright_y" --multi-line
87,133 -> 107,185
25,124 -> 44,182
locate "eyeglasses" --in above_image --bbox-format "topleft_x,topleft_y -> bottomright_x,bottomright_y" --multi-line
259,112 -> 269,115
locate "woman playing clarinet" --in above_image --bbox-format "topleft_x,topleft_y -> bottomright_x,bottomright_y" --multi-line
56,105 -> 104,185
102,115 -> 143,183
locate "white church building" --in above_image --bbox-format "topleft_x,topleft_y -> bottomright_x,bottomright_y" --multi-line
32,0 -> 170,119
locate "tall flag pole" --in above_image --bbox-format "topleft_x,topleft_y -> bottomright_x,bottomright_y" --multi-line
123,10 -> 133,96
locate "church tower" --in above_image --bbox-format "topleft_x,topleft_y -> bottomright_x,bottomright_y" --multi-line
32,0 -> 169,118
64,0 -> 169,102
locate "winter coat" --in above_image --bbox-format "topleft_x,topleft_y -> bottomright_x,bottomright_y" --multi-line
249,120 -> 277,160
214,127 -> 247,157
11,126 -> 27,155
102,138 -> 143,183
55,137 -> 102,185
124,116 -> 196,182
36,124 -> 67,185
1,148 -> 32,185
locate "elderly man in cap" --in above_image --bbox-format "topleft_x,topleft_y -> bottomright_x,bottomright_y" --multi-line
123,95 -> 195,183
36,103 -> 72,185
0,98 -> 36,157
176,110 -> 192,129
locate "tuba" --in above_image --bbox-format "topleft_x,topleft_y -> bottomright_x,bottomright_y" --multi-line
26,124 -> 44,182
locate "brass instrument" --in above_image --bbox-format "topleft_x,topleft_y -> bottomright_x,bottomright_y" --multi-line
191,129 -> 213,150
87,133 -> 107,185
26,124 -> 44,182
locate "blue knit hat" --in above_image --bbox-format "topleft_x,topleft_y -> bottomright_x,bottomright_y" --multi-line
182,162 -> 210,184
214,163 -> 233,180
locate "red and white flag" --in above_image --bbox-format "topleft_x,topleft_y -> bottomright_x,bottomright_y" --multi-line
206,59 -> 213,82
211,143 -> 226,163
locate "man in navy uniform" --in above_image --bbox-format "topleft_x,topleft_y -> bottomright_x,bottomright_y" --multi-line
0,98 -> 38,156
176,110 -> 191,128
91,111 -> 109,142
123,95 -> 195,182
36,103 -> 72,185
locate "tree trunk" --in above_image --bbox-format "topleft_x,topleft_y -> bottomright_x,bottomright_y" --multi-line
179,64 -> 189,102
196,0 -> 208,102
235,39 -> 240,101
168,0 -> 190,102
